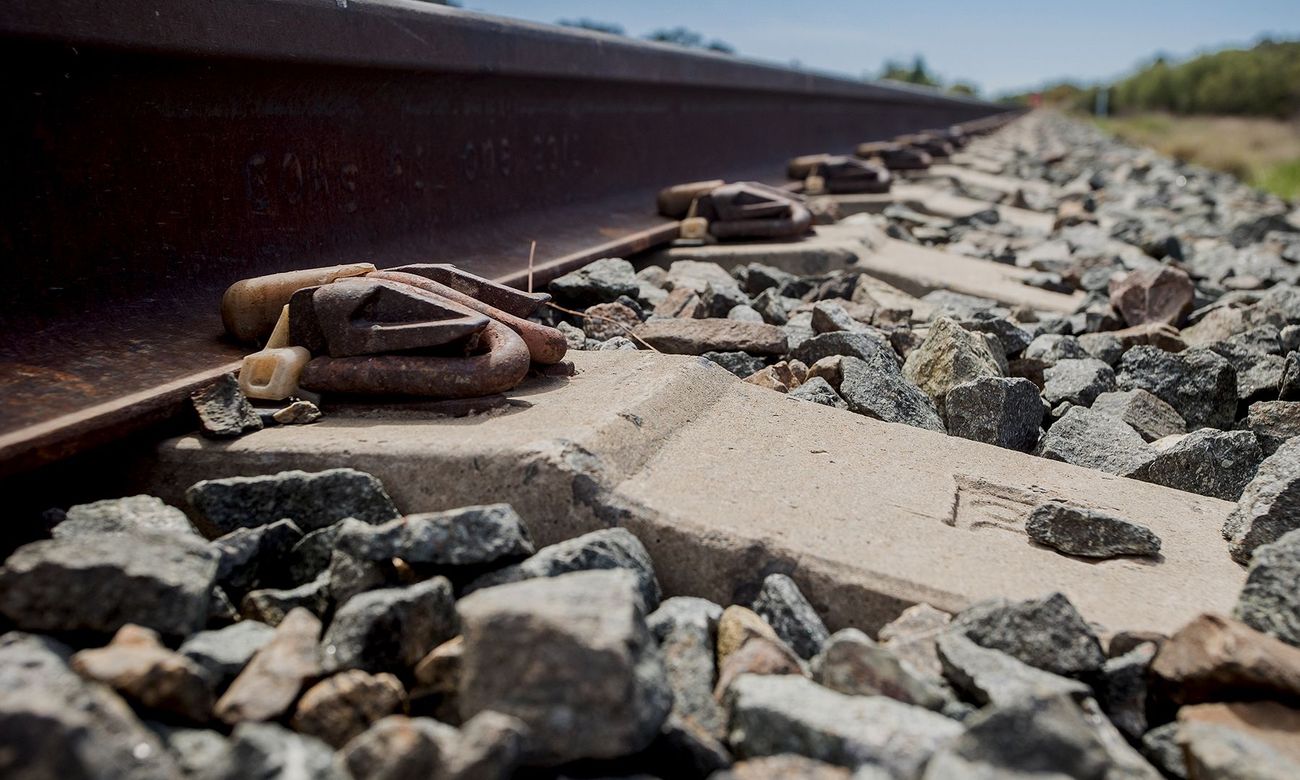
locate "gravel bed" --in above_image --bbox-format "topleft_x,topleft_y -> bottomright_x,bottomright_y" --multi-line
3,114 -> 1299,777
2,467 -> 1298,777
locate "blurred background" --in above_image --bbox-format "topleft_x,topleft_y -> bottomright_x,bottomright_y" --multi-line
428,0 -> 1300,201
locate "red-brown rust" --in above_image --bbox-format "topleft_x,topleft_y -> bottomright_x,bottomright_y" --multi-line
368,270 -> 569,365
695,182 -> 814,240
298,319 -> 531,398
311,278 -> 489,357
388,264 -> 551,319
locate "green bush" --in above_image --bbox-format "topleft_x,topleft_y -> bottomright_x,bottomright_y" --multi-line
1102,40 -> 1300,117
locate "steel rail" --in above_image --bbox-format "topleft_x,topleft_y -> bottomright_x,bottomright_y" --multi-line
0,0 -> 1015,475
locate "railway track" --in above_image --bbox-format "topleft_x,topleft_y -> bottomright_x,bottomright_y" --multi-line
5,4 -> 1300,778
0,0 -> 1009,476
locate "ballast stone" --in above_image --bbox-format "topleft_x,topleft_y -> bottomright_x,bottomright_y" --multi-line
186,467 -> 400,537
214,607 -> 322,725
549,257 -> 639,305
812,628 -> 952,711
702,350 -> 768,378
0,632 -> 180,780
879,603 -> 952,681
788,375 -> 848,408
242,577 -> 330,626
1023,333 -> 1088,366
1139,429 -> 1262,501
1140,723 -> 1188,780
1036,406 -> 1155,477
1026,501 -> 1162,559
711,755 -> 853,780
339,715 -> 457,779
1234,528 -> 1300,646
1090,389 -> 1186,443
717,605 -> 781,668
342,710 -> 528,780
751,573 -> 830,660
54,495 -> 198,539
715,634 -> 802,698
180,620 -> 277,688
724,673 -> 961,775
951,592 -> 1105,679
153,726 -> 234,779
1150,613 -> 1300,706
322,577 -> 457,675
0,532 -> 218,638
582,301 -> 641,341
1180,720 -> 1300,780
935,632 -> 1089,707
790,330 -> 893,367
291,669 -> 406,748
335,503 -> 534,566
192,373 -> 262,439
70,625 -> 215,723
224,722 -> 344,780
465,527 -> 661,610
1042,358 -> 1116,407
836,354 -> 945,432
1108,265 -> 1195,327
1102,642 -> 1158,741
1117,346 -> 1238,430
635,318 -> 788,356
922,692 -> 1161,780
1245,400 -> 1300,455
1223,438 -> 1300,564
944,376 -> 1043,451
903,316 -> 1004,416
212,518 -> 303,598
456,569 -> 671,765
648,596 -> 726,739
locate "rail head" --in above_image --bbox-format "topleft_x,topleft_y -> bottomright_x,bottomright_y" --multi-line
3,0 -> 1004,110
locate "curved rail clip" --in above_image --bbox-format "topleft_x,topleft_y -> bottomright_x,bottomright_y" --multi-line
386,263 -> 551,318
792,155 -> 892,194
855,141 -> 933,171
693,182 -> 813,240
292,278 -> 489,358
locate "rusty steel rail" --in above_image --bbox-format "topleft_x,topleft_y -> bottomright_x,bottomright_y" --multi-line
0,0 -> 1016,475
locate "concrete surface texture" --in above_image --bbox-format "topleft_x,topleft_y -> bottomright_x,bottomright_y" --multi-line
145,351 -> 1242,636
641,220 -> 1081,314
811,184 -> 1054,232
929,164 -> 1053,200
890,183 -> 1054,234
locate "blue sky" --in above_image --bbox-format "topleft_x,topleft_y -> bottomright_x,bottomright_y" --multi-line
457,0 -> 1299,95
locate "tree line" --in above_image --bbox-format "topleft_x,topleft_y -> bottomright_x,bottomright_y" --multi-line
878,56 -> 980,97
1018,39 -> 1300,117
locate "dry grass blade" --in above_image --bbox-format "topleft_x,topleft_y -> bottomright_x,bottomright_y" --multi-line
544,302 -> 662,353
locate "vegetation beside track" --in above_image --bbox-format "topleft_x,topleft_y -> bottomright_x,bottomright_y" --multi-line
1091,113 -> 1300,201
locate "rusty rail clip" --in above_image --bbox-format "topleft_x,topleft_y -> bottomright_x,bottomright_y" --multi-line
656,180 -> 727,219
704,182 -> 812,239
855,141 -> 933,171
662,181 -> 811,240
937,125 -> 969,149
895,133 -> 955,159
373,267 -> 568,365
392,263 -> 551,318
789,154 -> 891,194
299,318 -> 531,399
306,278 -> 490,357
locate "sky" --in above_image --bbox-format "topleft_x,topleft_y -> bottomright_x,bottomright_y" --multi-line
456,0 -> 1300,95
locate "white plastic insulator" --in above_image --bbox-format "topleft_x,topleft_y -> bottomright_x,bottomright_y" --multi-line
239,346 -> 312,401
680,217 -> 709,239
